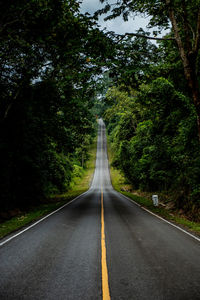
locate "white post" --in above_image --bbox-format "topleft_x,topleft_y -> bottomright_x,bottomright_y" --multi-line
152,195 -> 159,207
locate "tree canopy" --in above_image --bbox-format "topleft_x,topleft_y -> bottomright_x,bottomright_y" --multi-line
97,0 -> 200,138
0,0 -> 200,220
0,0 -> 115,212
95,0 -> 200,220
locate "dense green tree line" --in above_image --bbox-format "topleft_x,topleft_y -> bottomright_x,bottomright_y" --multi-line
104,80 -> 200,218
95,0 -> 200,220
102,41 -> 200,220
1,0 -> 200,220
0,0 -> 115,213
98,0 -> 200,138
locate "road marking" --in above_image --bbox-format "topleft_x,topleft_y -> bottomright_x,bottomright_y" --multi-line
101,187 -> 111,300
117,191 -> 200,243
0,190 -> 90,247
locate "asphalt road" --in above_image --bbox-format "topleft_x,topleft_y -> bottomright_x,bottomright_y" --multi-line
0,119 -> 200,299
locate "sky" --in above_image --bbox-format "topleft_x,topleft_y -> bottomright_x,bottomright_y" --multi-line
80,0 -> 168,37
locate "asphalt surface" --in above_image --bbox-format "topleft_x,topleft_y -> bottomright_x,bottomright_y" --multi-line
0,119 -> 200,299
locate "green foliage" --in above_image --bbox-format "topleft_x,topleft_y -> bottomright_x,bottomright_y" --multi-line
104,78 -> 200,217
98,0 -> 200,141
0,138 -> 97,237
108,136 -> 200,230
94,0 -> 200,219
1,0 -> 200,223
0,1 -> 112,213
105,31 -> 158,88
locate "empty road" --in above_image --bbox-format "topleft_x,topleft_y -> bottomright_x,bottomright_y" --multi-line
0,119 -> 200,299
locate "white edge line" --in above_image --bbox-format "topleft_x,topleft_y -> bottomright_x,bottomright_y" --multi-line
0,190 -> 90,247
116,191 -> 200,243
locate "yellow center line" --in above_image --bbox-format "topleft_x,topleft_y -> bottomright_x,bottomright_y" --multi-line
101,186 -> 111,300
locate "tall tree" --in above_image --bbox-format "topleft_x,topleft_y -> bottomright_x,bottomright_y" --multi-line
97,0 -> 200,139
0,0 -> 115,212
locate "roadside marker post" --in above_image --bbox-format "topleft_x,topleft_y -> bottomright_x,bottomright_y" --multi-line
152,195 -> 159,206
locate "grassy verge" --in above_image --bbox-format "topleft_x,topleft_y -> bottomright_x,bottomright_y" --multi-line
0,139 -> 97,239
107,137 -> 200,236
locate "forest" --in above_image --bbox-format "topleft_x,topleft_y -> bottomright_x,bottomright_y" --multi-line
1,0 -> 200,221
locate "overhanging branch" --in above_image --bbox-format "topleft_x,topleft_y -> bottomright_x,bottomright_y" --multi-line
194,8 -> 200,54
115,32 -> 175,41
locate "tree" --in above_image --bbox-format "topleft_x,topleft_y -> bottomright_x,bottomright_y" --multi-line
0,0 -> 116,212
97,0 -> 200,139
104,79 -> 200,220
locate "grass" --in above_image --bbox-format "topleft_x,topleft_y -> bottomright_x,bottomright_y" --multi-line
107,136 -> 200,236
0,139 -> 97,239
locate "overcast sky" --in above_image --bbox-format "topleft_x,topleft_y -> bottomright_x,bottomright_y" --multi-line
80,0 -> 168,38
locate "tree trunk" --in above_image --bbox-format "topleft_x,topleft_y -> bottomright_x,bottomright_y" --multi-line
182,57 -> 200,141
190,81 -> 200,140
166,0 -> 200,140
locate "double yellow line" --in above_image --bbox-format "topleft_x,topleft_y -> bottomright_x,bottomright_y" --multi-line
101,186 -> 111,300
100,125 -> 111,299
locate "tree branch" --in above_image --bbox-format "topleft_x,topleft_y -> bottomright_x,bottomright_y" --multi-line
1,87 -> 21,122
165,0 -> 189,69
189,23 -> 195,42
194,8 -> 200,54
0,8 -> 27,33
115,32 -> 175,41
181,0 -> 191,51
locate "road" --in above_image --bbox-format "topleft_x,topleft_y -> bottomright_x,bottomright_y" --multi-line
0,119 -> 200,299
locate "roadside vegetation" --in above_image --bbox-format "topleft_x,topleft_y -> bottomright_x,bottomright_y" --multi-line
0,1 -> 113,223
103,80 -> 200,223
1,1 -> 200,237
95,0 -> 200,224
0,138 -> 96,239
107,138 -> 200,236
